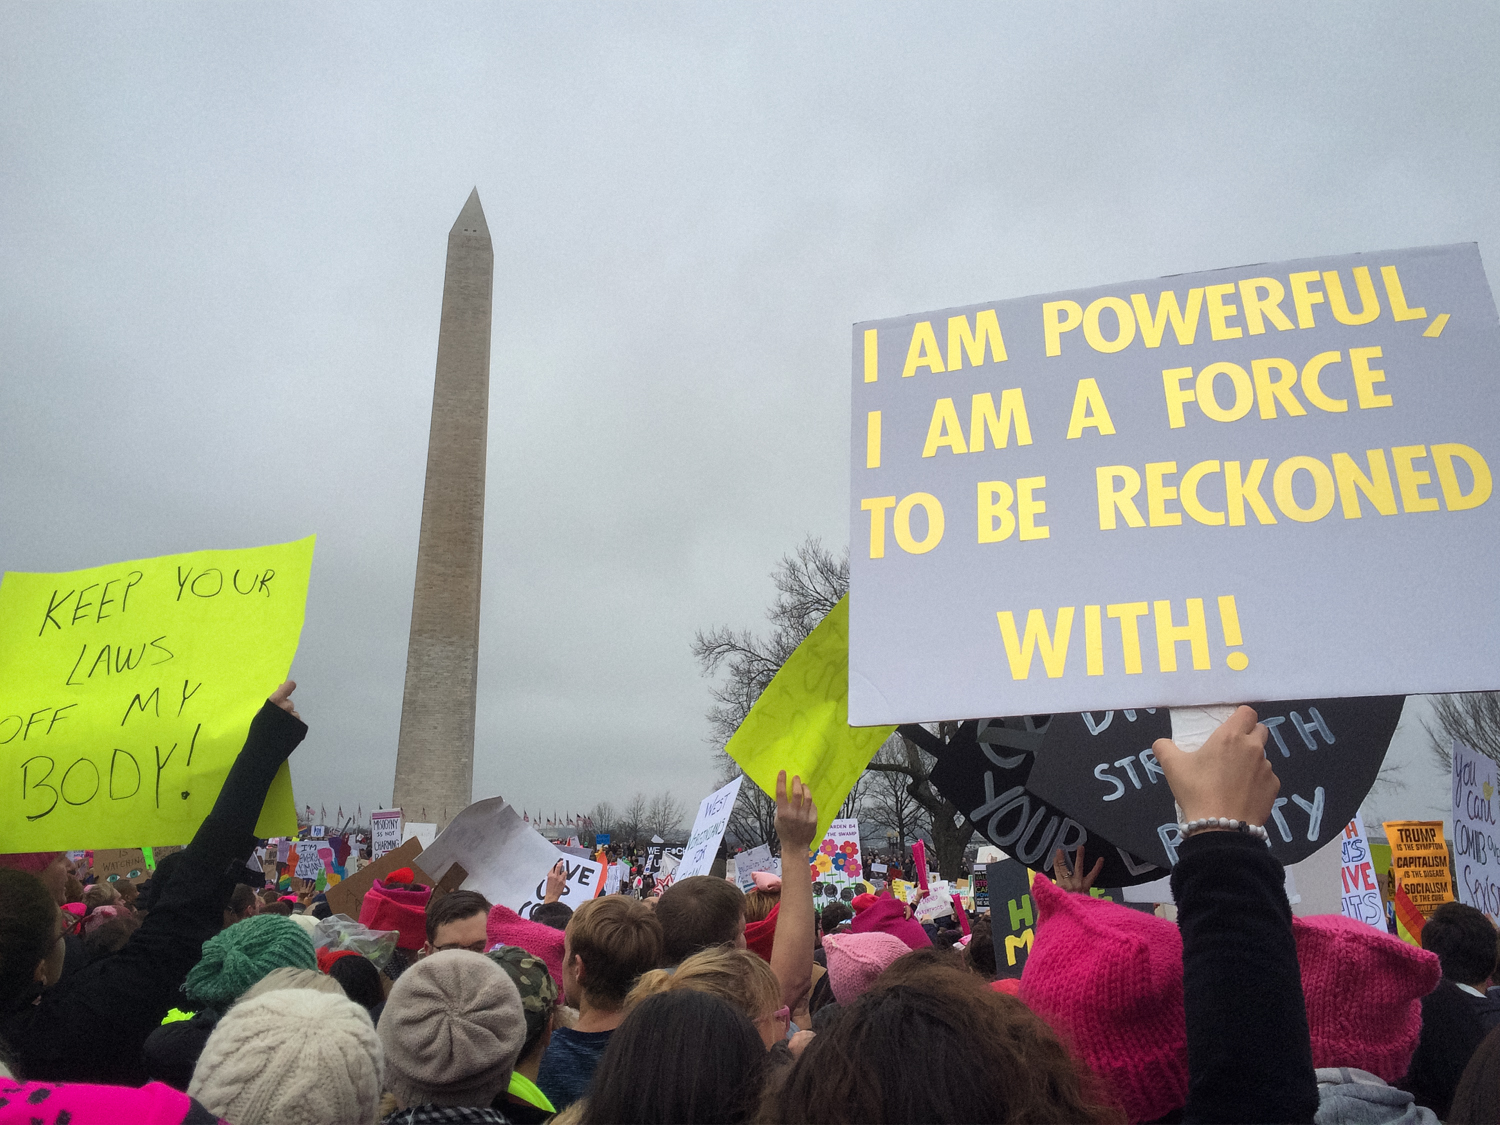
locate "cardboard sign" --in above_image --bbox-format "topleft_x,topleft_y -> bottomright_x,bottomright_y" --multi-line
1383,820 -> 1455,915
809,818 -> 864,906
370,810 -> 404,860
323,836 -> 425,921
922,717 -> 1161,887
416,798 -> 604,918
1339,815 -> 1385,930
677,777 -> 742,880
0,537 -> 314,849
850,245 -> 1500,722
733,844 -> 777,892
1452,741 -> 1500,922
1026,696 -> 1404,869
93,847 -> 149,884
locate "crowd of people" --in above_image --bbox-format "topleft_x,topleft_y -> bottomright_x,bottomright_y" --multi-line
3,684 -> 1500,1123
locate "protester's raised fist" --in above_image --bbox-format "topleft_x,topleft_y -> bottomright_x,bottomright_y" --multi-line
1153,705 -> 1279,829
775,771 -> 819,853
269,680 -> 300,719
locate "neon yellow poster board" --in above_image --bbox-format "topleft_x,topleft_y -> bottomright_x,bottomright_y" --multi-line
0,537 -> 314,850
726,594 -> 895,845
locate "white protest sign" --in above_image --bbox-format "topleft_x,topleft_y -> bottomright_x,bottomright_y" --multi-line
605,863 -> 622,895
294,843 -> 322,880
1453,740 -> 1500,922
417,798 -> 604,918
851,244 -> 1500,722
403,822 -> 438,851
734,843 -> 777,892
916,878 -> 955,922
1338,815 -> 1385,930
370,810 -> 404,860
677,777 -> 743,880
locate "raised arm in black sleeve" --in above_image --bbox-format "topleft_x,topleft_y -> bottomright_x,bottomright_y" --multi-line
1171,830 -> 1318,1124
2,700 -> 306,1085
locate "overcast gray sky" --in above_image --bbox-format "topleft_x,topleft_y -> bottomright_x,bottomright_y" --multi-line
2,4 -> 1494,831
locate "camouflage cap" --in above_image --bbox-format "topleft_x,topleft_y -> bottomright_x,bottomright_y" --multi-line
487,944 -> 559,1043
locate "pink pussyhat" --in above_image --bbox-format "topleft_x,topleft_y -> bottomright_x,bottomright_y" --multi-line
849,893 -> 931,950
1020,875 -> 1186,1123
822,931 -> 912,1004
1292,913 -> 1440,1082
486,904 -> 566,992
0,851 -> 64,875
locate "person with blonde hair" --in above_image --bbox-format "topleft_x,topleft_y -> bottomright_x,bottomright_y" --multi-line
628,946 -> 788,1049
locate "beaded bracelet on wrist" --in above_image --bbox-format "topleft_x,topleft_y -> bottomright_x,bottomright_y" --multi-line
1178,816 -> 1271,846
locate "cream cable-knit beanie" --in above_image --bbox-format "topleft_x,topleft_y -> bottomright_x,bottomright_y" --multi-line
189,988 -> 383,1125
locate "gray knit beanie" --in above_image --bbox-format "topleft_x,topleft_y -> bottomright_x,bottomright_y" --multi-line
378,949 -> 526,1109
188,988 -> 383,1125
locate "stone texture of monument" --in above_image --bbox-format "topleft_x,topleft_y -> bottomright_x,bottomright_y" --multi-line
392,189 -> 493,827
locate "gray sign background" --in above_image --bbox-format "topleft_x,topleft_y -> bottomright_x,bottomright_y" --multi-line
849,244 -> 1500,724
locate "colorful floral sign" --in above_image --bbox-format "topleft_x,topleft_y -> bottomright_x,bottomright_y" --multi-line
810,817 -> 865,906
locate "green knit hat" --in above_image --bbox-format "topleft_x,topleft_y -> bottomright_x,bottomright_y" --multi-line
184,913 -> 317,1007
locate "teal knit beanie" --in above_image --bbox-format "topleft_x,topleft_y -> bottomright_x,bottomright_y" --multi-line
184,914 -> 317,1007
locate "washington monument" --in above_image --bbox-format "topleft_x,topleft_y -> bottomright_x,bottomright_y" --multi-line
392,189 -> 493,826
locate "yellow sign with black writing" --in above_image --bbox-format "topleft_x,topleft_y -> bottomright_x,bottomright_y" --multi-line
0,537 -> 314,850
1382,819 -> 1455,915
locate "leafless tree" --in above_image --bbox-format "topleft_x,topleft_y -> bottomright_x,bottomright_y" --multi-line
693,537 -> 980,873
645,792 -> 687,841
618,793 -> 650,847
861,737 -> 930,855
694,538 -> 848,851
1427,692 -> 1500,771
588,801 -> 617,837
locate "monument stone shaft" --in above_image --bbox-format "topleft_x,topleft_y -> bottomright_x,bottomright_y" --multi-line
392,189 -> 493,826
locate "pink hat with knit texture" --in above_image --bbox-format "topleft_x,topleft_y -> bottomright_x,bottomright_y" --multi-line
849,894 -> 931,950
1292,913 -> 1440,1081
1020,875 -> 1187,1123
0,852 -> 64,875
486,904 -> 565,992
823,931 -> 912,1004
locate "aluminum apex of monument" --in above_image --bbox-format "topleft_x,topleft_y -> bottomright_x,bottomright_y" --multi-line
392,188 -> 494,828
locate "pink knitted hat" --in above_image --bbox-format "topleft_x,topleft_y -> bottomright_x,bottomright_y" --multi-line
849,894 -> 932,950
1292,913 -> 1440,1081
486,904 -> 566,992
358,878 -> 431,951
823,932 -> 912,1004
1020,876 -> 1187,1123
0,852 -> 64,875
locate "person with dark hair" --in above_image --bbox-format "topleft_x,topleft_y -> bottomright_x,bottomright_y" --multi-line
531,901 -> 573,932
0,681 -> 310,1086
964,914 -> 996,980
655,876 -> 747,965
224,882 -> 260,929
1450,1022 -> 1500,1124
1402,901 -> 1500,1118
536,894 -> 664,1112
574,990 -> 769,1124
773,961 -> 1121,1123
423,888 -> 493,955
818,901 -> 852,936
326,952 -> 385,1016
